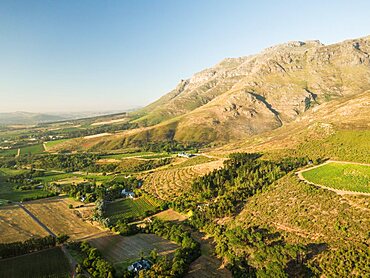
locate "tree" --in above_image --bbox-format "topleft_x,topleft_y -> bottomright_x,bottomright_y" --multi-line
150,248 -> 158,263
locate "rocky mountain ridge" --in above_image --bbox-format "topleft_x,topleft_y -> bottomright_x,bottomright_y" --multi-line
128,35 -> 370,143
54,35 -> 370,150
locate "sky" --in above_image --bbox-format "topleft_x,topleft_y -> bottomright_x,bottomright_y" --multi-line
0,0 -> 369,113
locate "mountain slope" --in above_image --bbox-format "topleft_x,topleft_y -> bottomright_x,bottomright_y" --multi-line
52,36 -> 370,151
212,90 -> 370,163
128,36 -> 370,143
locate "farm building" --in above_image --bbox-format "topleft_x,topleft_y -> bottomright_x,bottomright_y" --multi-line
177,152 -> 195,158
121,189 -> 135,199
128,259 -> 151,272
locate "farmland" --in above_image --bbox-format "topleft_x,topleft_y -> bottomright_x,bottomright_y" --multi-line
0,168 -> 52,202
140,159 -> 224,200
0,247 -> 71,278
154,209 -> 188,222
186,255 -> 232,278
19,143 -> 45,155
0,148 -> 18,157
301,162 -> 370,193
104,195 -> 162,223
24,197 -> 105,240
0,181 -> 52,203
44,139 -> 69,150
89,233 -> 178,266
0,205 -> 48,243
100,151 -> 156,160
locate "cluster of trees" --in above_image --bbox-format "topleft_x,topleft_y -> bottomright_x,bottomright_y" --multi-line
205,223 -> 313,277
0,156 -> 16,168
0,236 -> 56,259
124,219 -> 201,277
313,243 -> 370,277
68,241 -> 114,278
61,182 -> 100,203
173,154 -> 310,224
141,140 -> 201,153
21,192 -> 57,202
49,176 -> 140,204
168,153 -> 314,276
93,199 -> 108,226
124,158 -> 172,172
111,220 -> 139,236
37,153 -> 99,172
7,170 -> 45,190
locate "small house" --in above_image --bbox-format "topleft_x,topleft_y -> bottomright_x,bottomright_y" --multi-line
178,152 -> 195,158
121,189 -> 135,199
128,259 -> 151,272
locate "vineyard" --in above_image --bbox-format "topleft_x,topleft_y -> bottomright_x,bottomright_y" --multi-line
105,195 -> 162,223
0,247 -> 71,278
140,160 -> 224,200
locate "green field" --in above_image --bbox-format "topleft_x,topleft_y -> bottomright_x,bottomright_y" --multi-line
302,162 -> 370,193
141,153 -> 173,159
44,139 -> 69,149
0,247 -> 71,278
20,144 -> 45,155
0,168 -> 52,202
0,168 -> 28,176
101,151 -> 155,159
35,172 -> 74,183
105,195 -> 162,223
0,148 -> 18,157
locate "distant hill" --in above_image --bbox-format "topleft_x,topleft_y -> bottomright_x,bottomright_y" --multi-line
0,111 -> 129,125
0,112 -> 65,125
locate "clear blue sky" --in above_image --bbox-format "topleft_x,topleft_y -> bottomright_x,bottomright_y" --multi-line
1,0 -> 369,113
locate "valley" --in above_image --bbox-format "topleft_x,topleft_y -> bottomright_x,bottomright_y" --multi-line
0,35 -> 369,278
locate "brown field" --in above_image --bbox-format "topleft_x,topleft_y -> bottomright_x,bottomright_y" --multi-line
24,197 -> 106,240
153,209 -> 188,222
0,205 -> 48,243
89,233 -> 178,263
140,160 -> 223,200
186,255 -> 232,278
54,177 -> 87,185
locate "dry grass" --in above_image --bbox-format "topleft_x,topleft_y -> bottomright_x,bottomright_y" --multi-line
24,197 -> 106,240
140,160 -> 223,200
0,205 -> 48,243
54,177 -> 87,185
89,233 -> 178,263
235,174 -> 370,244
186,255 -> 231,278
153,209 -> 188,222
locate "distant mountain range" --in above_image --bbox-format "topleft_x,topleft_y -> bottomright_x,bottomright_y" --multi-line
0,111 -> 132,125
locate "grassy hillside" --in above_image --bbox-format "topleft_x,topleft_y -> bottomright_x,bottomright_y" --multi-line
232,174 -> 370,276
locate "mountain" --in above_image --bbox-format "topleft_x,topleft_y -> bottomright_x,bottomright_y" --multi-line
0,111 -> 130,125
133,35 -> 369,140
53,35 -> 370,150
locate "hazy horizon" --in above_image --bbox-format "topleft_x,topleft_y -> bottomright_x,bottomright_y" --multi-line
1,0 -> 370,113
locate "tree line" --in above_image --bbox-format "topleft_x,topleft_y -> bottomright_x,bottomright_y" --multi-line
0,236 -> 56,259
